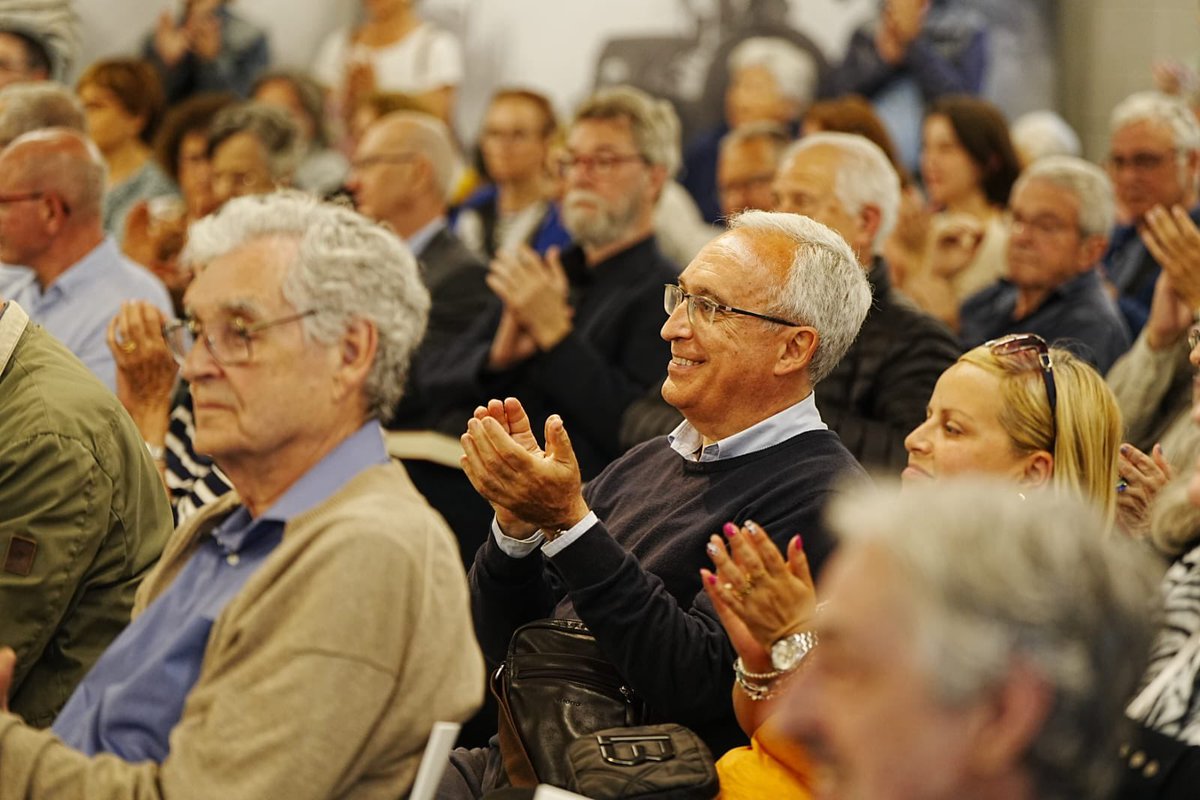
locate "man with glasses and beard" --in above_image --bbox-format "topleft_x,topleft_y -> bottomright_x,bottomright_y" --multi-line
425,85 -> 676,479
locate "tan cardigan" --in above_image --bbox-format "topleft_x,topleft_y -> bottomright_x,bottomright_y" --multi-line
0,461 -> 485,800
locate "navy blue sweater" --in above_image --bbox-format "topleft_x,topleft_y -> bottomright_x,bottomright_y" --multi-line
470,428 -> 866,756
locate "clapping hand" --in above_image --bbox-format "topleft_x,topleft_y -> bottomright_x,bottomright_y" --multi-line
487,245 -> 573,351
1117,443 -> 1175,541
701,521 -> 816,671
1142,205 -> 1200,310
460,397 -> 589,537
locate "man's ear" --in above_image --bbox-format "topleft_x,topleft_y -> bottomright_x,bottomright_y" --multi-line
646,163 -> 669,204
1077,233 -> 1108,273
334,317 -> 378,399
858,203 -> 883,260
965,659 -> 1054,779
775,326 -> 819,377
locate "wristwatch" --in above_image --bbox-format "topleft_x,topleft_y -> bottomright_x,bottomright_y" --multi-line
770,630 -> 818,672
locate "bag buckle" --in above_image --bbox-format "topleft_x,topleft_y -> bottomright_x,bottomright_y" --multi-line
597,733 -> 675,766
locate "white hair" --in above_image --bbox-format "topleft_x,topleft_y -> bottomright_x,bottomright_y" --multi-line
783,132 -> 901,253
574,84 -> 682,177
208,101 -> 301,183
182,190 -> 431,422
0,81 -> 84,146
1111,90 -> 1200,152
1015,155 -> 1115,239
727,37 -> 820,108
1111,91 -> 1200,195
1010,110 -> 1081,164
728,209 -> 870,384
829,479 -> 1160,800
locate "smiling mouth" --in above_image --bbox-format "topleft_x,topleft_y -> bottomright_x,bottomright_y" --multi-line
671,356 -> 702,367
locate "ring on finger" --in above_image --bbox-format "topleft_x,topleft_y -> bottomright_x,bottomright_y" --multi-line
119,340 -> 138,353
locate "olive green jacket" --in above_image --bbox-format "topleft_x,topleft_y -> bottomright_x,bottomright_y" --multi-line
0,301 -> 172,726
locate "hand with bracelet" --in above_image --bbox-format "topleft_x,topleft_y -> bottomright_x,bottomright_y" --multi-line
701,520 -> 818,733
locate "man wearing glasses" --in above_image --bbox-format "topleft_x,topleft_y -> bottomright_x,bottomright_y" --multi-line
1103,90 -> 1200,335
0,192 -> 485,797
347,110 -> 492,428
441,210 -> 870,796
426,85 -> 677,480
0,129 -> 173,391
960,155 -> 1130,373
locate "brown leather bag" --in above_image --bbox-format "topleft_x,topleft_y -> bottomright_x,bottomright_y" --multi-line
491,619 -> 646,788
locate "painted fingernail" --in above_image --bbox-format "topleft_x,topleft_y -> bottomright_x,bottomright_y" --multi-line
723,522 -> 738,537
705,572 -> 717,586
706,542 -> 718,557
791,534 -> 803,551
1120,445 -> 1130,455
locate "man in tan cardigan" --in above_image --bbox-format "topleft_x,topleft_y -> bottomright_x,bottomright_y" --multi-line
0,190 -> 484,799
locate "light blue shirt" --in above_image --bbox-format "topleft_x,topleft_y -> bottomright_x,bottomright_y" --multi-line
495,393 -> 827,558
0,237 -> 173,391
52,422 -> 390,762
406,215 -> 447,258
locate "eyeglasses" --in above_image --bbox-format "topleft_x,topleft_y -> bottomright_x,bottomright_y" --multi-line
664,284 -> 801,328
0,191 -> 70,215
985,333 -> 1058,447
163,309 -> 317,366
349,153 -> 421,171
557,152 -> 646,178
1106,149 -> 1179,172
1009,212 -> 1078,238
1188,323 -> 1200,351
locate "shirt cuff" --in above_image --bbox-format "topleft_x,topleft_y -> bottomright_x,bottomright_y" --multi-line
542,511 -> 599,557
491,517 -> 546,558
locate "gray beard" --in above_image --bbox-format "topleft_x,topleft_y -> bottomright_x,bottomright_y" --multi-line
561,189 -> 643,249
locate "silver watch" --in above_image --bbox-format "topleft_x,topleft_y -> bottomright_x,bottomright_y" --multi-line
770,630 -> 818,672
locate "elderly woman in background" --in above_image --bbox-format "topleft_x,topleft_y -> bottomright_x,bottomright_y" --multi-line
122,92 -> 235,306
252,70 -> 348,196
76,58 -> 177,242
703,334 -> 1126,797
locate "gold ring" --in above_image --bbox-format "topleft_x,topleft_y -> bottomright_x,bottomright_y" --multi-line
119,341 -> 138,353
736,579 -> 756,601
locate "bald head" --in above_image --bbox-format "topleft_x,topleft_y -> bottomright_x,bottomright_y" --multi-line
363,111 -> 457,199
348,111 -> 460,234
0,128 -> 105,220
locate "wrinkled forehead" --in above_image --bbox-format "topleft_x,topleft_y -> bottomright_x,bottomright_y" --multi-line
183,235 -> 298,314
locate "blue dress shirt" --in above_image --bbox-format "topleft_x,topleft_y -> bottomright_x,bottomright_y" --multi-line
0,238 -> 173,391
52,422 -> 390,762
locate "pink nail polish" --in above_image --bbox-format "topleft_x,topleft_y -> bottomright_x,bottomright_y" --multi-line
723,522 -> 737,537
793,534 -> 804,551
705,573 -> 717,586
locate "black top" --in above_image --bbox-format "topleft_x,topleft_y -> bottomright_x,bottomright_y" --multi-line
420,236 -> 675,478
469,428 -> 867,756
959,268 -> 1132,374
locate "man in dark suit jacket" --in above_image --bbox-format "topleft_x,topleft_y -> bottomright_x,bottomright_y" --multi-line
347,110 -> 495,430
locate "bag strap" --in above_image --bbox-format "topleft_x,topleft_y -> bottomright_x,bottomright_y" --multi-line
490,665 -> 539,788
